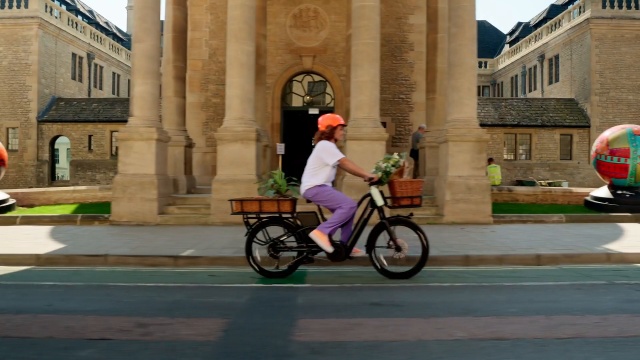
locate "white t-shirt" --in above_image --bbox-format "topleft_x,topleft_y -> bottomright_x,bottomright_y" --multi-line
300,140 -> 346,196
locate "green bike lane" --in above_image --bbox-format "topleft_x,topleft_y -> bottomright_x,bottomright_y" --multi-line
3,265 -> 640,286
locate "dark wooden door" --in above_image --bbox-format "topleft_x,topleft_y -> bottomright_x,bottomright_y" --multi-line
281,109 -> 332,182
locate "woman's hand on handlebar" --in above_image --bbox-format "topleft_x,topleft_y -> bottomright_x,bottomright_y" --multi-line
364,174 -> 380,185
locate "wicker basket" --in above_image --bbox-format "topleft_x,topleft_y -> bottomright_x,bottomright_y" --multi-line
387,179 -> 424,207
230,197 -> 297,214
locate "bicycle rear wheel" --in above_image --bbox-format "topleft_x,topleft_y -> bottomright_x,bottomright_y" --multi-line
367,217 -> 429,279
245,217 -> 303,279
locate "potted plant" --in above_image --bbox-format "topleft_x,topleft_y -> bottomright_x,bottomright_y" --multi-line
230,170 -> 300,213
258,169 -> 300,198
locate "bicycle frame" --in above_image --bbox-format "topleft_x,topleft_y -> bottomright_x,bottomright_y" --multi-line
259,186 -> 407,263
243,185 -> 428,278
314,186 -> 395,255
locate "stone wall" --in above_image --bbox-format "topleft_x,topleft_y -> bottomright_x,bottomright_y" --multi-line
37,122 -> 124,186
36,1 -> 132,110
381,0 -> 425,151
199,0 -> 226,151
485,127 -> 601,187
491,186 -> 593,205
3,184 -> 591,207
38,23 -> 132,110
0,20 -> 39,189
486,21 -> 601,187
492,22 -> 591,102
264,0 -> 349,136
4,186 -> 111,207
590,20 -> 640,138
0,5 -> 131,190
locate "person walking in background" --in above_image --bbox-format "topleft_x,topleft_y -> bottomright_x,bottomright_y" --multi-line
410,124 -> 427,178
487,157 -> 502,186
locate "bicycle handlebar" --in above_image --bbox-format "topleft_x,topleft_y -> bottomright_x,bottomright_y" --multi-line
365,177 -> 383,186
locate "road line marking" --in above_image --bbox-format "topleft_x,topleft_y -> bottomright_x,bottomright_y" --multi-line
0,314 -> 227,341
295,315 -> 640,341
2,280 -> 640,287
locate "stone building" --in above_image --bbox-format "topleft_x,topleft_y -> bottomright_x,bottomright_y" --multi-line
112,0 -> 496,225
4,0 -> 640,225
0,0 -> 131,188
477,0 -> 640,187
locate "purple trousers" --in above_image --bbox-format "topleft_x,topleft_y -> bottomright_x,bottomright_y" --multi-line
303,185 -> 357,244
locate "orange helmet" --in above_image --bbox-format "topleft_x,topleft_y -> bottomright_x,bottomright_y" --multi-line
318,113 -> 346,131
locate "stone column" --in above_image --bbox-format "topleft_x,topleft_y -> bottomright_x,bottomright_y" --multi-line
111,0 -> 171,224
521,64 -> 527,97
435,0 -> 492,223
343,0 -> 388,198
210,0 -> 260,224
126,0 -> 134,34
186,0 -> 214,187
162,0 -> 195,194
425,0 -> 448,196
537,54 -> 545,97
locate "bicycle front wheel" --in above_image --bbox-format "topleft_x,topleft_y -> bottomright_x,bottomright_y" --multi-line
245,217 -> 302,279
367,217 -> 429,279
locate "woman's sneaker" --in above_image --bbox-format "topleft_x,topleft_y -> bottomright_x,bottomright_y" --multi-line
309,229 -> 334,254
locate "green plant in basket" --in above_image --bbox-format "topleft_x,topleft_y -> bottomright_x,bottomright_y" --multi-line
372,152 -> 407,185
258,169 -> 300,198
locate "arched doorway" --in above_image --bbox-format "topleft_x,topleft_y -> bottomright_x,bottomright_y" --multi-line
280,72 -> 335,182
50,136 -> 71,182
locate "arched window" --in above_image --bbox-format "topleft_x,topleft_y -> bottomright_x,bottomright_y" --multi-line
282,73 -> 335,108
51,136 -> 71,181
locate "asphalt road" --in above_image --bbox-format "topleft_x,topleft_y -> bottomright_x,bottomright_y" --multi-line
2,266 -> 640,359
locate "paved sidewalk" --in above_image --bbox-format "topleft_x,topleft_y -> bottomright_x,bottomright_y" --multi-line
1,223 -> 640,268
4,213 -> 640,225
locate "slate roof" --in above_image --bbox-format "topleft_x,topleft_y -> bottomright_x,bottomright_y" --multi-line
478,98 -> 590,128
57,0 -> 131,49
505,22 -> 534,46
38,98 -> 130,123
530,4 -> 569,28
501,1 -> 572,49
477,20 -> 506,58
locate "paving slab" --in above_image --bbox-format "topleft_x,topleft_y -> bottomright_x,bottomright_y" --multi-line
0,223 -> 639,268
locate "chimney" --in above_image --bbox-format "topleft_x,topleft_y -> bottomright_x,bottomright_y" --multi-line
126,0 -> 134,34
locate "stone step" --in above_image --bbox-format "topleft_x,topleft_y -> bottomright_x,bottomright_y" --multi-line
411,215 -> 444,225
390,206 -> 439,217
422,196 -> 436,206
163,205 -> 210,215
190,186 -> 212,195
169,194 -> 210,206
157,214 -> 211,225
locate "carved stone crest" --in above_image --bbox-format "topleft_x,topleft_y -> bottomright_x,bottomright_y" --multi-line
286,4 -> 329,47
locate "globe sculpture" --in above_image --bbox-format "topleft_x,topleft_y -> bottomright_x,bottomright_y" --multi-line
0,140 -> 6,181
585,124 -> 640,213
0,140 -> 16,214
591,124 -> 640,187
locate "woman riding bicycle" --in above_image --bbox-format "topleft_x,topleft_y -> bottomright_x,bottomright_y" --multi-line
300,113 -> 379,256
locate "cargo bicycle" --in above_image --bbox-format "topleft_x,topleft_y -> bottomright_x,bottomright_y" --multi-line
229,180 -> 429,279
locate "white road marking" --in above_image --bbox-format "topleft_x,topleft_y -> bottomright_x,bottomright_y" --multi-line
1,280 -> 640,287
6,265 -> 640,272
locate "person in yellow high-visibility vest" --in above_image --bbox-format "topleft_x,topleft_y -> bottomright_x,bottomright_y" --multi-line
486,157 -> 502,186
